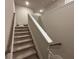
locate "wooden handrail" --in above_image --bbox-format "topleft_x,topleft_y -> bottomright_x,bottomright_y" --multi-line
5,13 -> 15,55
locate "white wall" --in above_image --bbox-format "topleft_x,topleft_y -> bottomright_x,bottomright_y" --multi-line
15,5 -> 33,25
41,1 -> 74,59
5,0 -> 15,50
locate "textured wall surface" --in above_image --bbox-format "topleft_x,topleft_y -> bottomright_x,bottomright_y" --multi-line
41,2 -> 74,59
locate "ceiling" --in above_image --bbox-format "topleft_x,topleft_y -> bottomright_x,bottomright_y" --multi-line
15,0 -> 57,12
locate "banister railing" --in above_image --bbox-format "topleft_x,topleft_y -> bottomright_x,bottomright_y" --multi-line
28,14 -> 62,59
5,13 -> 16,58
29,14 -> 53,44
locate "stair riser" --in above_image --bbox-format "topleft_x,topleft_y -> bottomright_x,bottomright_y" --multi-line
14,37 -> 32,41
14,37 -> 32,40
13,46 -> 34,53
15,29 -> 29,32
15,27 -> 28,29
14,39 -> 33,45
14,33 -> 30,36
14,41 -> 33,47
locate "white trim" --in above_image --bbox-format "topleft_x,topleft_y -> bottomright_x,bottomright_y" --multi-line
10,13 -> 16,59
29,14 -> 53,43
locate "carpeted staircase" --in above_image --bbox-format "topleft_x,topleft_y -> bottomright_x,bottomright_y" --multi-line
13,25 -> 39,59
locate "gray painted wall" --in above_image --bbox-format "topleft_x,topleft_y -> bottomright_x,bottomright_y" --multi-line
15,5 -> 33,25
5,0 -> 15,50
41,1 -> 74,59
45,0 -> 65,12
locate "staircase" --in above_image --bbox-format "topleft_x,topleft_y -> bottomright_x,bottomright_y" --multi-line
13,25 -> 39,59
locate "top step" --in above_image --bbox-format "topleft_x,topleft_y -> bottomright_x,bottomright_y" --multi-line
15,26 -> 28,29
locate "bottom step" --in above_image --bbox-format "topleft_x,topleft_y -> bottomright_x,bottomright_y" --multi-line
24,54 -> 39,59
13,48 -> 36,59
